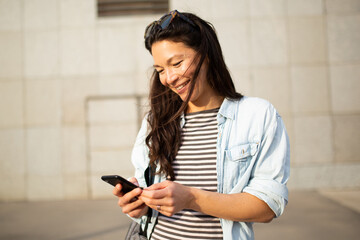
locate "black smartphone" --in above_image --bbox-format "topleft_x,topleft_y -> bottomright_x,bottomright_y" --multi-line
101,175 -> 141,194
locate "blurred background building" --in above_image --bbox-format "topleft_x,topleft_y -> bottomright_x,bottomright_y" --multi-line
0,0 -> 359,202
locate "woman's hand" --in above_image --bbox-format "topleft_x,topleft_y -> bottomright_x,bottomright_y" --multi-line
139,180 -> 275,222
139,180 -> 194,217
113,177 -> 148,218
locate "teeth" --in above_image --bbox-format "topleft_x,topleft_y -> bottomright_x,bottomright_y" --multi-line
176,84 -> 185,90
176,81 -> 188,90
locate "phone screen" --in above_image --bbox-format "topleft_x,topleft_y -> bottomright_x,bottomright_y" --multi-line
101,175 -> 141,194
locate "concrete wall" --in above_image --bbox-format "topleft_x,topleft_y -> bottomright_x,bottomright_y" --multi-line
0,0 -> 359,201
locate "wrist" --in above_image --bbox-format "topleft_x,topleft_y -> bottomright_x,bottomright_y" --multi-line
187,186 -> 199,211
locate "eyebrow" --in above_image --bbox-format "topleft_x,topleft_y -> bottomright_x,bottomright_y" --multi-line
153,54 -> 185,68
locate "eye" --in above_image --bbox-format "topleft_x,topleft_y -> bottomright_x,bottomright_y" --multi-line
155,68 -> 164,74
173,60 -> 183,67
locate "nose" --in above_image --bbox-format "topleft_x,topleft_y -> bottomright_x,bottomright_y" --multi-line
164,68 -> 179,86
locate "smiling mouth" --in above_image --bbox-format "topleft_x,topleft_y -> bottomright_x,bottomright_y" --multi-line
175,80 -> 190,91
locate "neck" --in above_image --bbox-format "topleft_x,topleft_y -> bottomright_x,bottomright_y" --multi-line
187,95 -> 224,113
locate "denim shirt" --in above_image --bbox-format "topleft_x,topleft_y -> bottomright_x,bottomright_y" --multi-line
130,96 -> 290,240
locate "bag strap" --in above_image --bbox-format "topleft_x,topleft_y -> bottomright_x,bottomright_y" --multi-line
141,165 -> 155,237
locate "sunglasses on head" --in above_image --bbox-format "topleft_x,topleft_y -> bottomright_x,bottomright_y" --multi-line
144,10 -> 196,39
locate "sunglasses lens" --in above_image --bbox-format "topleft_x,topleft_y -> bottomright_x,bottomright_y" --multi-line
160,15 -> 173,29
144,10 -> 195,39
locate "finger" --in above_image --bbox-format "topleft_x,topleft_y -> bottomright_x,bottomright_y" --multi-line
141,187 -> 168,199
145,181 -> 169,190
120,197 -> 145,214
140,192 -> 174,208
128,177 -> 139,187
119,187 -> 143,206
147,204 -> 175,217
112,184 -> 123,197
127,204 -> 148,218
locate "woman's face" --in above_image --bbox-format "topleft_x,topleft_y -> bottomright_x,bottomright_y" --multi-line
151,40 -> 220,112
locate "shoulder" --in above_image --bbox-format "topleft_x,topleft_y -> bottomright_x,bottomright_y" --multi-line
241,96 -> 273,109
225,96 -> 277,117
224,97 -> 281,134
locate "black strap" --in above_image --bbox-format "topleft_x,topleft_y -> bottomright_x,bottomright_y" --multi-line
144,165 -> 155,187
142,165 -> 154,237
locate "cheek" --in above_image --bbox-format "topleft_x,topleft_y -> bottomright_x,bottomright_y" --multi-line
184,64 -> 196,77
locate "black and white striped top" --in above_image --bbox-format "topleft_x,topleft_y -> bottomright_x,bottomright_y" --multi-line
151,108 -> 223,240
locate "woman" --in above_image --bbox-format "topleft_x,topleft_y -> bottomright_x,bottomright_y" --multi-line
113,10 -> 290,240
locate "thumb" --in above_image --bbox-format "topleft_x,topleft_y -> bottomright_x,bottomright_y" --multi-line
128,177 -> 139,186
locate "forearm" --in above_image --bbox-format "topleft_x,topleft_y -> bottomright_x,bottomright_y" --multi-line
188,187 -> 275,223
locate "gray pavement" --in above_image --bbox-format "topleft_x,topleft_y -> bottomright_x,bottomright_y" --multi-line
0,190 -> 359,240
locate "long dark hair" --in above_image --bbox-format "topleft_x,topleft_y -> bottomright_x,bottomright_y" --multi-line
144,11 -> 243,180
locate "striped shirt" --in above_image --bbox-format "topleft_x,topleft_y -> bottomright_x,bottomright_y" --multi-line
151,108 -> 223,240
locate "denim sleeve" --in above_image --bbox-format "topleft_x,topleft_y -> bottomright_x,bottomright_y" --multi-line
131,115 -> 150,188
243,105 -> 290,217
127,116 -> 150,224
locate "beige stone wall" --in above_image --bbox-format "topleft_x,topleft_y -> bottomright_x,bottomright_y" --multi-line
0,0 -> 359,201
0,0 -> 153,201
